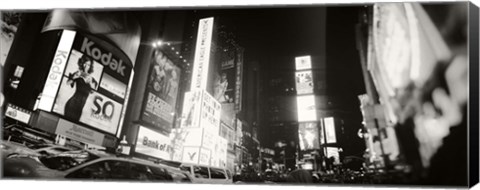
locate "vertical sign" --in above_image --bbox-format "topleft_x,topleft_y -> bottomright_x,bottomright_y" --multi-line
38,30 -> 76,111
324,117 -> 337,143
190,17 -> 214,91
234,48 -> 244,111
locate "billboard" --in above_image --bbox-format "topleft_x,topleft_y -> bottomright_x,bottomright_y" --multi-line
298,122 -> 320,150
181,89 -> 221,134
55,118 -> 105,146
296,95 -> 317,122
324,117 -> 337,143
295,70 -> 314,95
295,55 -> 312,70
190,17 -> 214,90
134,126 -> 172,160
141,50 -> 181,135
182,146 -> 211,165
52,33 -> 132,135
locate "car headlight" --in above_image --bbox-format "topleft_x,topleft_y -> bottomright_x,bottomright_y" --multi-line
0,144 -> 7,149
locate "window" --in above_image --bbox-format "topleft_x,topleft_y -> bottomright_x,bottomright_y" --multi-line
209,168 -> 226,179
193,166 -> 209,178
168,169 -> 191,183
130,163 -> 172,181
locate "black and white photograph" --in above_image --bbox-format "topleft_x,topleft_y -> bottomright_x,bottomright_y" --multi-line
0,1 -> 479,190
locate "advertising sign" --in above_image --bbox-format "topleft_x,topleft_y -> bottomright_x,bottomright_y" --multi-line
199,90 -> 221,135
298,122 -> 320,150
190,17 -> 214,90
134,126 -> 172,160
296,95 -> 317,122
141,50 -> 181,134
295,71 -> 314,94
52,33 -> 132,135
214,57 -> 235,104
5,103 -> 32,124
180,90 -> 203,129
182,146 -> 211,165
55,118 -> 105,146
295,55 -> 312,70
324,117 -> 337,143
38,30 -> 76,112
234,48 -> 244,111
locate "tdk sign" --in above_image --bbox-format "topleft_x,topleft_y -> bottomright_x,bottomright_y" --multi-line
80,37 -> 126,77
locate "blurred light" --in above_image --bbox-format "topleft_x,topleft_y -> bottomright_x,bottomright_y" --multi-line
176,51 -> 179,55
156,40 -> 163,46
152,42 -> 157,48
171,47 -> 175,50
180,56 -> 183,58
167,42 -> 171,46
183,59 -> 187,62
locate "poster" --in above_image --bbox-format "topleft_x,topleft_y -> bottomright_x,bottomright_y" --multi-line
141,50 -> 181,134
298,122 -> 320,150
295,71 -> 314,94
180,90 -> 203,129
214,58 -> 235,104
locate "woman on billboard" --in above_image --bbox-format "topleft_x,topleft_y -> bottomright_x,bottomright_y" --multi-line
64,54 -> 98,121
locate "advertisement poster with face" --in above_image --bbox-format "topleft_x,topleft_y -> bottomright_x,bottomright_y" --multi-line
53,49 -> 103,117
295,71 -> 314,95
214,58 -> 236,104
298,122 -> 320,150
53,33 -> 132,135
142,50 -> 181,134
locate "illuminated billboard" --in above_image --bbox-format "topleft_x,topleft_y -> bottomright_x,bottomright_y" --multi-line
296,95 -> 317,122
51,33 -> 133,135
325,147 -> 340,164
298,122 -> 320,150
190,17 -> 214,90
38,30 -> 76,111
182,146 -> 211,165
134,126 -> 172,160
180,89 -> 221,135
295,70 -> 314,94
324,117 -> 337,143
141,50 -> 181,135
295,55 -> 312,70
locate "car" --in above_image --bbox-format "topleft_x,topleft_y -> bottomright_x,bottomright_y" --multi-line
3,124 -> 55,146
159,160 -> 233,184
1,141 -> 76,158
3,149 -> 193,183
